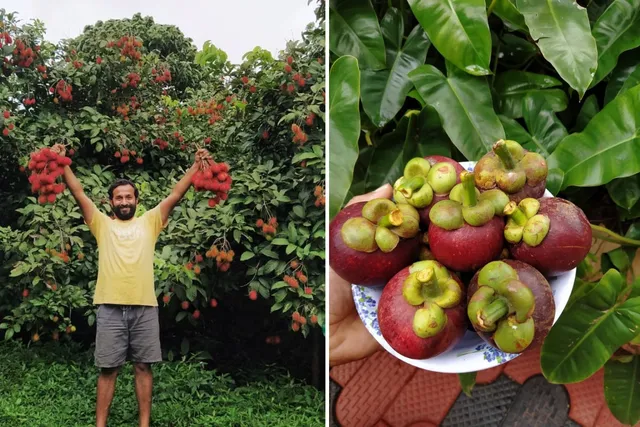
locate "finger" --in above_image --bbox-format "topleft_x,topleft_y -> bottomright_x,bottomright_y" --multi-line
345,183 -> 393,207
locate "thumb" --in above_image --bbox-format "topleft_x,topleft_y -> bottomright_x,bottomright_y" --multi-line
345,183 -> 394,207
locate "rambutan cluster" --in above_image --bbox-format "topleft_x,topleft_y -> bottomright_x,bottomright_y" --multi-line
191,159 -> 232,208
27,147 -> 72,204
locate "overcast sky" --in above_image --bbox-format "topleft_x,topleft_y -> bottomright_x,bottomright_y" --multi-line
0,0 -> 319,64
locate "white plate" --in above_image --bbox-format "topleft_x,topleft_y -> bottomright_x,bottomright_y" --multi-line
352,161 -> 576,373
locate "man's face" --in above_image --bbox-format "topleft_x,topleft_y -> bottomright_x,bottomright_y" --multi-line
110,184 -> 138,220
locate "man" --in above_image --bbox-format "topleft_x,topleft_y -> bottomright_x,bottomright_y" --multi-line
53,143 -> 211,427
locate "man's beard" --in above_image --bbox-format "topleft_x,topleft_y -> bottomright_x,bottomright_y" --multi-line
113,204 -> 136,220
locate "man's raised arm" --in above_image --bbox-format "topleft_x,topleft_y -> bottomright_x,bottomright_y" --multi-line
53,144 -> 95,225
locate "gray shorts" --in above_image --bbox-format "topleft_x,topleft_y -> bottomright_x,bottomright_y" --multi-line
94,304 -> 162,368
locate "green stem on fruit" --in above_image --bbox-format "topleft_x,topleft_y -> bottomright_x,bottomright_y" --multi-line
416,268 -> 440,299
378,210 -> 403,228
493,139 -> 516,170
503,201 -> 528,226
398,176 -> 426,199
461,171 -> 477,208
479,298 -> 509,328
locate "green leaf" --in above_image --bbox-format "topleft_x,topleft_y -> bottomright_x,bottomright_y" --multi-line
271,238 -> 289,246
414,105 -> 452,158
408,0 -> 491,75
329,55 -> 361,219
490,0 -> 528,32
409,62 -> 505,161
494,33 -> 537,68
240,251 -> 255,261
176,312 -> 187,322
499,115 -> 534,148
261,248 -> 279,259
293,205 -> 305,218
286,244 -> 297,254
604,356 -> 640,426
494,71 -> 568,119
607,175 -> 640,210
601,247 -> 631,274
590,0 -> 640,88
516,0 -> 598,99
521,93 -> 568,156
458,372 -> 477,397
329,0 -> 386,70
271,281 -> 289,290
541,270 -> 640,383
573,94 -> 600,132
365,110 -> 419,190
547,84 -> 640,190
361,14 -> 430,127
604,49 -> 640,105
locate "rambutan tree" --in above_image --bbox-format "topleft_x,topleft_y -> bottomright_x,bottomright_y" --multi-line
0,4 -> 325,376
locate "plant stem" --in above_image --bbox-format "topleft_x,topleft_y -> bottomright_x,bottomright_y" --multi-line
487,0 -> 498,16
504,202 -> 528,226
493,140 -> 516,169
480,298 -> 509,326
461,171 -> 477,208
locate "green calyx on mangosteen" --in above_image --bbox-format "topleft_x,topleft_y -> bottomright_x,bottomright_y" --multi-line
429,171 -> 498,229
402,261 -> 463,337
474,139 -> 548,202
393,157 -> 457,209
503,198 -> 550,246
340,198 -> 420,253
467,260 -> 555,354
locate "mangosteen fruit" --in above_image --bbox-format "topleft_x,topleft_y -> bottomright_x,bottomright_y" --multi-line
393,156 -> 465,228
378,260 -> 467,359
427,171 -> 505,272
474,139 -> 548,203
622,334 -> 640,355
467,260 -> 555,354
503,197 -> 592,276
329,198 -> 422,286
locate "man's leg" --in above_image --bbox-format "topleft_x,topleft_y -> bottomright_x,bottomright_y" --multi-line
96,367 -> 120,427
133,363 -> 153,427
94,304 -> 128,427
129,306 -> 162,427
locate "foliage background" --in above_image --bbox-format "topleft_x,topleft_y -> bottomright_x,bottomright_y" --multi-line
0,0 -> 326,391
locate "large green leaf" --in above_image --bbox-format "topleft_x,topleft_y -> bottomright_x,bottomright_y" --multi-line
329,56 -> 361,220
607,175 -> 640,210
408,62 -> 505,161
329,0 -> 386,70
590,0 -> 640,88
488,0 -> 528,32
361,9 -> 430,127
573,94 -> 600,132
414,105 -> 452,158
365,111 -> 420,190
604,49 -> 640,105
408,0 -> 491,75
516,0 -> 598,99
494,71 -> 568,119
541,269 -> 640,383
589,0 -> 616,23
521,93 -> 568,157
604,357 -> 640,426
547,85 -> 640,190
499,115 -> 534,148
494,33 -> 537,69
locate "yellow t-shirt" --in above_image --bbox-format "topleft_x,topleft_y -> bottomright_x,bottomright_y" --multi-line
87,203 -> 167,306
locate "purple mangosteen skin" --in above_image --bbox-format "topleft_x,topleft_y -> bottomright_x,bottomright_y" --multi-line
467,259 -> 555,351
428,216 -> 505,273
509,198 -> 592,277
378,266 -> 467,359
329,202 -> 421,287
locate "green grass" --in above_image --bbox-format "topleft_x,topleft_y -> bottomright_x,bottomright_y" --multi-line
0,341 -> 324,426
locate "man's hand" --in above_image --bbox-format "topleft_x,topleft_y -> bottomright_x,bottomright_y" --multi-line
51,143 -> 66,157
329,184 -> 393,367
194,148 -> 212,167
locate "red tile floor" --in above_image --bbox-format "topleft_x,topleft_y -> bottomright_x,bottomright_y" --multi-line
330,347 -> 639,427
